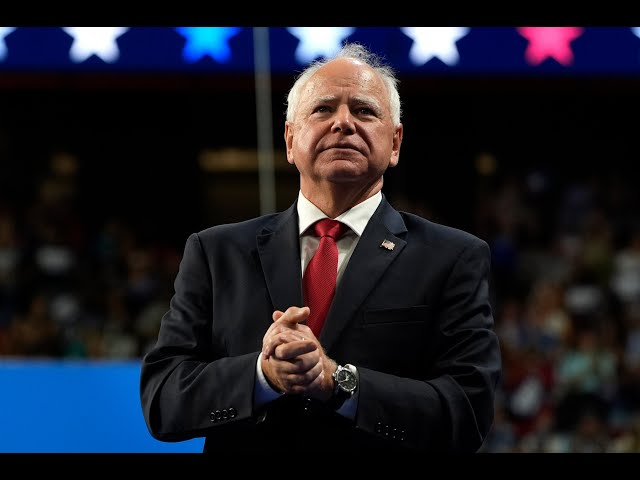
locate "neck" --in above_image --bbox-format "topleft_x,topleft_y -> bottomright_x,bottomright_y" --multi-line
301,178 -> 383,218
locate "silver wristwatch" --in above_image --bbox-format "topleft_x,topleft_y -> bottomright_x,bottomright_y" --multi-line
328,363 -> 358,410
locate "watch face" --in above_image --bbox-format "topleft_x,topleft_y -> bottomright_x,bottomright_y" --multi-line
336,368 -> 357,392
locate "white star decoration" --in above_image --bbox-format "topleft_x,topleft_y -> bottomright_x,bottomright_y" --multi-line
633,27 -> 640,39
0,27 -> 16,61
287,27 -> 355,64
62,27 -> 129,63
401,27 -> 469,66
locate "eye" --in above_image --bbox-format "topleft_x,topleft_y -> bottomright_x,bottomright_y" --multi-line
312,105 -> 331,114
355,107 -> 376,116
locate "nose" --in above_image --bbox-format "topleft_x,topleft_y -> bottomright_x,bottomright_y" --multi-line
331,105 -> 355,134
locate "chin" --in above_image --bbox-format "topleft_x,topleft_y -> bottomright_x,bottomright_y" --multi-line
327,177 -> 361,185
325,168 -> 364,183
322,160 -> 364,178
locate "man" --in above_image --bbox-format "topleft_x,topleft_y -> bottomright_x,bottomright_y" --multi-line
140,42 -> 501,452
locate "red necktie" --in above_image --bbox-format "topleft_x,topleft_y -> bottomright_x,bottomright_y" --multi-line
303,219 -> 348,336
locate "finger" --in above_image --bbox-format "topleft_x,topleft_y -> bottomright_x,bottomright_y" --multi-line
268,349 -> 317,375
266,356 -> 312,392
288,362 -> 324,393
262,320 -> 281,347
262,321 -> 297,348
261,325 -> 280,356
274,348 -> 321,376
275,306 -> 310,326
263,330 -> 306,357
293,348 -> 321,375
263,322 -> 291,342
292,322 -> 315,339
273,339 -> 317,361
262,310 -> 305,349
304,370 -> 326,395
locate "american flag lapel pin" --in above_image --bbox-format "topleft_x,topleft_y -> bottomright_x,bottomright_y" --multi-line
380,239 -> 395,251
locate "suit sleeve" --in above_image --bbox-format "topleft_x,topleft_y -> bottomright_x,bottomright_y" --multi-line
355,238 -> 502,452
139,232 -> 258,442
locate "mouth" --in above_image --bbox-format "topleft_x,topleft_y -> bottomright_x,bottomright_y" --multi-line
326,144 -> 361,154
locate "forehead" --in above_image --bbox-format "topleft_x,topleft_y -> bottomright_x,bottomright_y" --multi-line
303,58 -> 387,100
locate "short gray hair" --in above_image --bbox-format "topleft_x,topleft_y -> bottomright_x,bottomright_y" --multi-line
285,42 -> 402,126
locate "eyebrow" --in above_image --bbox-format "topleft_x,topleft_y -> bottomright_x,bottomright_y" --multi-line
312,94 -> 383,114
314,95 -> 337,104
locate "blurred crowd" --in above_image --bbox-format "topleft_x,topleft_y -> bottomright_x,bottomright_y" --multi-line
0,153 -> 180,360
1,151 -> 639,452
470,164 -> 640,452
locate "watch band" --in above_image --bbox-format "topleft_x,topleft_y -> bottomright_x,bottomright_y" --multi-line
326,386 -> 351,410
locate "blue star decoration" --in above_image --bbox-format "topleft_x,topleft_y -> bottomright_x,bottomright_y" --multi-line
176,27 -> 242,63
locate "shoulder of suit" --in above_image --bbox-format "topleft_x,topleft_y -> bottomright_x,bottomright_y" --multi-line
398,210 -> 488,249
194,212 -> 283,242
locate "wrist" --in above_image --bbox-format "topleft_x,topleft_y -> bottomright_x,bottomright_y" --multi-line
261,356 -> 284,394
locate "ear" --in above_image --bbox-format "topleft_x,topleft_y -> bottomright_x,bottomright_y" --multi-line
389,123 -> 403,168
284,121 -> 295,165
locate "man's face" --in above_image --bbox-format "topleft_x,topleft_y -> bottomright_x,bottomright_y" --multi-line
285,58 -> 402,191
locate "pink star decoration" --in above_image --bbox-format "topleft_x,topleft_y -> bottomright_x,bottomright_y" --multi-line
517,27 -> 584,66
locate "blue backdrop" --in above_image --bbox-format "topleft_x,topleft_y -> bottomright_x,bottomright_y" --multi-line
0,360 -> 204,453
2,26 -> 640,75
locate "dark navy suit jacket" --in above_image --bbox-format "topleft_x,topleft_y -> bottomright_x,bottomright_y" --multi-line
140,196 -> 501,452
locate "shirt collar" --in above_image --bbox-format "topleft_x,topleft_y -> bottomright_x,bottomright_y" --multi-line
297,190 -> 382,237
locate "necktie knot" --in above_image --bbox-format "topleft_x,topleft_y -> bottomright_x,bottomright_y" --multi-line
313,218 -> 347,241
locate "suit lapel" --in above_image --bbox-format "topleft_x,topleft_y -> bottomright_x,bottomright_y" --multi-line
319,198 -> 407,352
256,203 -> 304,312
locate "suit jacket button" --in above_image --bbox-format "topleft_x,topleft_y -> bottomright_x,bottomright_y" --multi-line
209,411 -> 216,422
303,396 -> 313,414
228,407 -> 237,418
214,410 -> 222,420
222,409 -> 229,419
375,422 -> 382,434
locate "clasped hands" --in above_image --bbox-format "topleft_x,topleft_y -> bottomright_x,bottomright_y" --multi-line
261,306 -> 336,401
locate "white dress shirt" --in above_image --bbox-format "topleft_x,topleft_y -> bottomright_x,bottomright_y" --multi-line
254,190 -> 383,419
